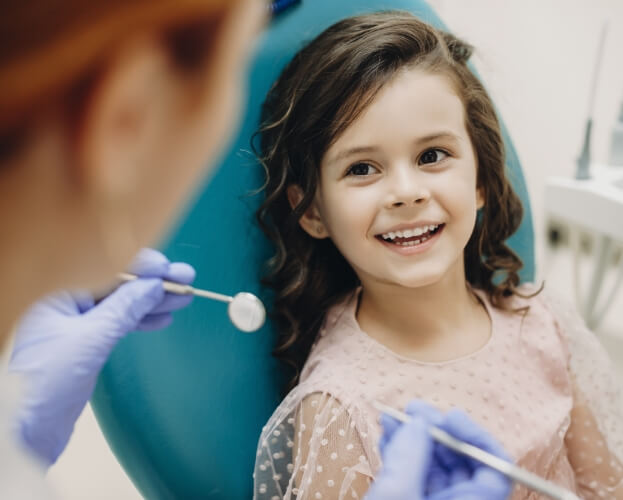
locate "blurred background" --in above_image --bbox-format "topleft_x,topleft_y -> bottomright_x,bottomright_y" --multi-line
46,0 -> 623,498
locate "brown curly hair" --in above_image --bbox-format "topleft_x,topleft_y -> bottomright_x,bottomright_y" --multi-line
254,11 -> 528,387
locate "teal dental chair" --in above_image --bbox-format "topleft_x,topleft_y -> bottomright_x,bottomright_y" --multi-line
91,1 -> 535,498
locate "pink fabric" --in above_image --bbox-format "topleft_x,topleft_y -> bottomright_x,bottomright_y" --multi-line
301,287 -> 576,498
253,286 -> 623,499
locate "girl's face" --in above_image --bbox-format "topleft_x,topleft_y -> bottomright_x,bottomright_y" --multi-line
301,68 -> 483,291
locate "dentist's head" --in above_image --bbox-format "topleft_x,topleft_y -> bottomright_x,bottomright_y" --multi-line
0,0 -> 265,338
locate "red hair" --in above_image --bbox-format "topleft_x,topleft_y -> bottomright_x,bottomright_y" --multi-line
0,0 -> 232,140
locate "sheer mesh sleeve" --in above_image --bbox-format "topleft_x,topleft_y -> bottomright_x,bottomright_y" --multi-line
254,387 -> 375,500
543,290 -> 623,498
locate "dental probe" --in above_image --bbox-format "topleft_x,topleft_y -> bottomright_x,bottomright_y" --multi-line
372,401 -> 581,500
118,272 -> 266,333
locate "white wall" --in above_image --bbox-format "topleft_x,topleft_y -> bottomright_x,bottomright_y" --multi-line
47,2 -> 623,498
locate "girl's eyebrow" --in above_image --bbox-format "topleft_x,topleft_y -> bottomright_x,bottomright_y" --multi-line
327,146 -> 380,166
415,131 -> 462,145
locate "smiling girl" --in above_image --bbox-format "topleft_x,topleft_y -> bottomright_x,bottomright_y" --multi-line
252,11 -> 623,500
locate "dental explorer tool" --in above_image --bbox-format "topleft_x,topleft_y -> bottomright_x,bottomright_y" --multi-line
372,401 -> 581,500
118,273 -> 266,333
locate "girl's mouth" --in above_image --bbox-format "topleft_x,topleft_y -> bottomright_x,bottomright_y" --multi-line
376,223 -> 444,247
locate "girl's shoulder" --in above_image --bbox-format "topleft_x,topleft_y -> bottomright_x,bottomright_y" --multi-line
502,282 -> 603,363
479,283 -> 572,359
488,282 -> 566,323
510,282 -> 585,333
254,375 -> 382,495
254,379 -> 380,498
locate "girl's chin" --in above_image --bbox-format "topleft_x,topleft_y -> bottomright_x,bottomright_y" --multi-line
372,272 -> 448,290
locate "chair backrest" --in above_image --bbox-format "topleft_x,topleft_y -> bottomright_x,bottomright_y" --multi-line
91,1 -> 535,498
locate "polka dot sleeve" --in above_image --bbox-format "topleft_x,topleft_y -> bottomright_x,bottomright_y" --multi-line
543,290 -> 623,498
253,387 -> 375,500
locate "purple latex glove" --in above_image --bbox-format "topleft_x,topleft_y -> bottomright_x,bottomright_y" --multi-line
366,400 -> 512,500
8,248 -> 195,466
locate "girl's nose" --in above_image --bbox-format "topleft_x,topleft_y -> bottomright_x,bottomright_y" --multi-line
384,166 -> 430,208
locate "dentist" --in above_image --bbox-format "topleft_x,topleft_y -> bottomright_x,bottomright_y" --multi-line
1,0 -> 265,496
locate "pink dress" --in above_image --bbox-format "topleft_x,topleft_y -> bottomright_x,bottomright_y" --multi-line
254,286 -> 623,499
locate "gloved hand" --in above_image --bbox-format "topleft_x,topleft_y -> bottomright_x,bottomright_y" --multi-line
366,400 -> 512,500
8,248 -> 195,466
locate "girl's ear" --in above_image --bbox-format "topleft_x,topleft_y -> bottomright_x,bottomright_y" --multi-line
286,185 -> 329,239
476,186 -> 485,209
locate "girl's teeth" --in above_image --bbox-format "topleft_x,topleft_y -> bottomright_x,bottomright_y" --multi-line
396,234 -> 432,246
381,224 -> 440,241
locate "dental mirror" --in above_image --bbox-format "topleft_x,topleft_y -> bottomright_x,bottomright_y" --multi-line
118,273 -> 266,332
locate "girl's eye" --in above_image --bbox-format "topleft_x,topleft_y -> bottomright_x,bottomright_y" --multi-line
346,162 -> 379,176
419,148 -> 448,165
